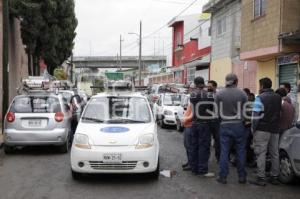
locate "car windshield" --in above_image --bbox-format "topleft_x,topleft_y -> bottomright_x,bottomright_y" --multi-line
163,95 -> 182,106
82,97 -> 152,123
10,96 -> 61,113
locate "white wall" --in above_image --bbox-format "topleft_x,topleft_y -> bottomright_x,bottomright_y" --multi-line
211,0 -> 241,60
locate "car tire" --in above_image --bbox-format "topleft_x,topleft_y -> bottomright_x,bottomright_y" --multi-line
71,169 -> 82,180
159,119 -> 166,129
148,160 -> 160,180
3,144 -> 14,154
176,120 -> 184,132
57,141 -> 69,154
279,151 -> 296,184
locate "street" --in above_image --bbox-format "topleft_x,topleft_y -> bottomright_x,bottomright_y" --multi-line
0,127 -> 299,199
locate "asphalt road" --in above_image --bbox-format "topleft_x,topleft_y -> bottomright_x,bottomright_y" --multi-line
0,127 -> 300,199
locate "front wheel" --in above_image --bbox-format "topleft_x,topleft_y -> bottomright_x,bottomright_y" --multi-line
71,169 -> 82,180
279,151 -> 296,184
148,160 -> 160,180
176,120 -> 184,132
3,144 -> 14,154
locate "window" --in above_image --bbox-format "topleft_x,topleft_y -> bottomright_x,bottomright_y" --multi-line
253,0 -> 266,18
82,97 -> 151,123
163,94 -> 182,106
176,31 -> 182,47
11,96 -> 61,113
217,16 -> 226,36
187,68 -> 196,84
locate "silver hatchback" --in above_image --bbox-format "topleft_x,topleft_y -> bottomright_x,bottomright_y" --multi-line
3,93 -> 71,154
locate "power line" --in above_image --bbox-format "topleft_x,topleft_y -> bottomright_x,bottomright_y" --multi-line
143,0 -> 200,39
142,5 -> 245,55
152,0 -> 187,5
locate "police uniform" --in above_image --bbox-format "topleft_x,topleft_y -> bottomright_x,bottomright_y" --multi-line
189,88 -> 214,175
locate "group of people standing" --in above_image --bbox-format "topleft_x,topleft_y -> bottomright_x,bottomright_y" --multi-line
181,73 -> 298,186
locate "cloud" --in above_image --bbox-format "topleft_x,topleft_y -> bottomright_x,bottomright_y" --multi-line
74,0 -> 208,58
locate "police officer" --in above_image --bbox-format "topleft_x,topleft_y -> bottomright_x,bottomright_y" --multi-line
189,77 -> 215,177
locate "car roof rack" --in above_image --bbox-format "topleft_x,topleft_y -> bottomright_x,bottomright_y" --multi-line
18,76 -> 75,95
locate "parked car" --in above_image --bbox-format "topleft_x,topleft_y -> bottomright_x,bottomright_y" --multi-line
3,93 -> 71,154
70,90 -> 159,179
59,90 -> 75,104
148,84 -> 164,105
153,93 -> 184,128
279,122 -> 300,184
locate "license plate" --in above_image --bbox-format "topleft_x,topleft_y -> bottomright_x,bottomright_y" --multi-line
103,154 -> 122,163
28,120 -> 42,127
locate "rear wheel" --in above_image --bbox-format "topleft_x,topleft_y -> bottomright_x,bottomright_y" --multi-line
279,151 -> 296,184
57,140 -> 69,154
71,169 -> 82,180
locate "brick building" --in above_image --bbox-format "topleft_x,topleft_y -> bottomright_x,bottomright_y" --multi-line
0,0 -> 28,120
240,0 -> 300,93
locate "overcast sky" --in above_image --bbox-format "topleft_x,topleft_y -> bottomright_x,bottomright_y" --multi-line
74,0 -> 209,58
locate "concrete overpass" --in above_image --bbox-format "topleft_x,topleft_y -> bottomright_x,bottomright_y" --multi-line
73,56 -> 167,69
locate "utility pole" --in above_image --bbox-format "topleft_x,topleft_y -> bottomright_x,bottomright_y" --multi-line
119,35 -> 123,71
2,0 -> 9,121
70,53 -> 73,84
138,21 -> 142,86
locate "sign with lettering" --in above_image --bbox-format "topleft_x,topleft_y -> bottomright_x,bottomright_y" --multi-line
278,54 -> 300,65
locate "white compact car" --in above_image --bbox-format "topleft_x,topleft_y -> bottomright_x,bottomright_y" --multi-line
70,91 -> 159,179
153,93 -> 184,128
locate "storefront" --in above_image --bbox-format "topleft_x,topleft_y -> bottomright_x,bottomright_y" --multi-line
278,53 -> 300,94
184,58 -> 210,84
172,65 -> 185,84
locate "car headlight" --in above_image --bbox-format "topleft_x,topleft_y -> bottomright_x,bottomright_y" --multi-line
164,110 -> 173,115
136,134 -> 154,149
74,134 -> 91,149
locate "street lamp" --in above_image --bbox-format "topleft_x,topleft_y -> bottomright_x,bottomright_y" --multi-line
128,21 -> 142,86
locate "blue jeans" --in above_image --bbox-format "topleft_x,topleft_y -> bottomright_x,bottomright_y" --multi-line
184,127 -> 192,166
190,123 -> 211,174
219,122 -> 248,179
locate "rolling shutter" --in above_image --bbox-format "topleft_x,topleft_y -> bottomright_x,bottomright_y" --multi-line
279,64 -> 298,93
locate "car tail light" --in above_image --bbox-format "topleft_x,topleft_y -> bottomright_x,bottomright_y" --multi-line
6,112 -> 15,123
55,112 -> 64,122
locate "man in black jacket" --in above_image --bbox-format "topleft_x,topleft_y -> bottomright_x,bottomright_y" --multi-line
251,78 -> 282,186
189,77 -> 215,177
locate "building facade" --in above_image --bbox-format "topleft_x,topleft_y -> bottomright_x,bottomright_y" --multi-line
203,0 -> 257,91
0,0 -> 28,120
169,13 -> 212,85
241,0 -> 300,93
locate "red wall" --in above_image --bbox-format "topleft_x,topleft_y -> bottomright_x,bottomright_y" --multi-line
172,22 -> 184,67
171,21 -> 211,84
172,22 -> 211,66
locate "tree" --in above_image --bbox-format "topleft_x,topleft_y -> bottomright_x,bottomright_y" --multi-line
11,0 -> 77,75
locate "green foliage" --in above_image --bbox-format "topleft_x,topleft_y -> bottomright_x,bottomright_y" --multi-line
11,0 -> 78,75
53,68 -> 67,80
94,78 -> 105,93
